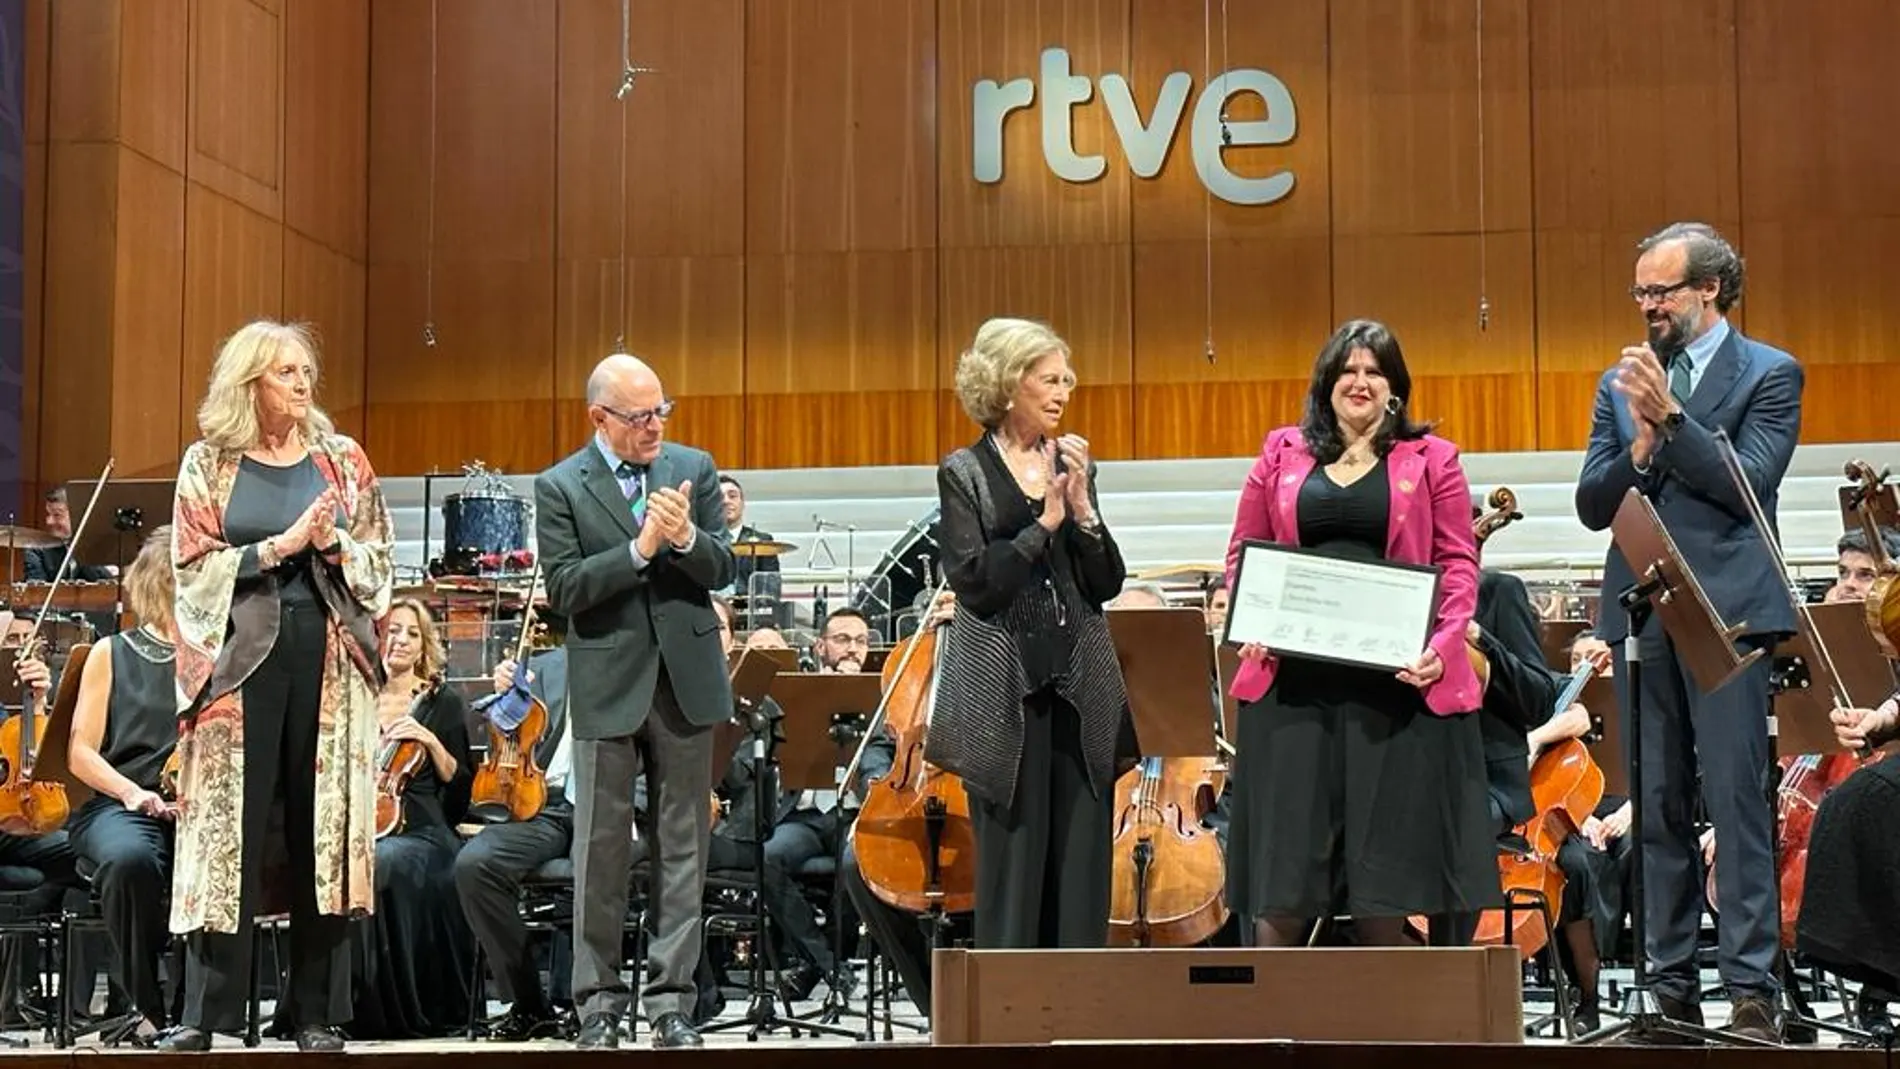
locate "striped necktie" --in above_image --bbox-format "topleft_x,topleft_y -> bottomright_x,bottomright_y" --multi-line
615,461 -> 647,527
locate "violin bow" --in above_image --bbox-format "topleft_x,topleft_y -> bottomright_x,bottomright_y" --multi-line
15,458 -> 115,666
1711,432 -> 1861,752
837,577 -> 952,801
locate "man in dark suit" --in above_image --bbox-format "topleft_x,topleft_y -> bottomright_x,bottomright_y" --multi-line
1576,221 -> 1802,1043
534,353 -> 735,1050
718,475 -> 782,630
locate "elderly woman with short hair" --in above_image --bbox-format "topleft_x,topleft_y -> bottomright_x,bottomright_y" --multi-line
924,316 -> 1134,949
164,319 -> 393,1052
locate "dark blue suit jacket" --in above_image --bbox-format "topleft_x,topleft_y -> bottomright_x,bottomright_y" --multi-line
1575,327 -> 1804,644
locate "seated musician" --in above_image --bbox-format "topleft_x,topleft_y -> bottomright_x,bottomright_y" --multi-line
1204,583 -> 1229,635
4,619 -> 87,1021
23,487 -> 117,583
64,526 -> 180,1042
718,476 -> 782,630
744,627 -> 789,652
1798,689 -> 1900,1043
1826,527 -> 1900,604
711,606 -> 872,1001
454,623 -> 578,1041
838,593 -> 959,1015
347,598 -> 475,1039
1458,559 -> 1631,1029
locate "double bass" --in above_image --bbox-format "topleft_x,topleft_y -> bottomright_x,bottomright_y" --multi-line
469,571 -> 551,823
1464,486 -> 1523,691
847,584 -> 976,917
374,673 -> 443,839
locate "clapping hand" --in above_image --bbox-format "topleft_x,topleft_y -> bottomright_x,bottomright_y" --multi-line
280,490 -> 337,556
651,481 -> 696,546
1056,435 -> 1094,520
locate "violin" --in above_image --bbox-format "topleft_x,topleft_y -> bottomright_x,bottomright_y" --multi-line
1843,460 -> 1900,658
0,459 -> 113,836
1107,756 -> 1228,947
1467,486 -> 1524,689
848,584 -> 977,916
374,673 -> 443,839
469,570 -> 551,823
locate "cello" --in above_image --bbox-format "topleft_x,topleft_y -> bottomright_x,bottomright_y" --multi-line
1107,755 -> 1228,947
374,673 -> 443,839
847,583 -> 977,917
1844,460 -> 1900,657
468,569 -> 551,823
0,459 -> 114,836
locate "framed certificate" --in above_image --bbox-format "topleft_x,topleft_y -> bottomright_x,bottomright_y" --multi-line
1222,540 -> 1442,672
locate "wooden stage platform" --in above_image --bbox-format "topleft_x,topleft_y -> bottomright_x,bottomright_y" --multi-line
0,1038 -> 1880,1067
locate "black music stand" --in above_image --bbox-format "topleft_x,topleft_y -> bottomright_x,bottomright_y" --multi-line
702,672 -> 866,1042
1770,601 -> 1899,756
1107,607 -> 1224,946
1576,489 -> 1775,1048
67,478 -> 173,572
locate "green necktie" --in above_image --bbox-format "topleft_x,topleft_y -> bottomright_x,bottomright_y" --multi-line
1668,356 -> 1693,405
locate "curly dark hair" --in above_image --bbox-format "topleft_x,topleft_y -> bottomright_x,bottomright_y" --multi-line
1299,319 -> 1433,465
1638,222 -> 1745,313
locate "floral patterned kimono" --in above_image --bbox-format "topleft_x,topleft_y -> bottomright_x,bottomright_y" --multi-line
169,431 -> 394,935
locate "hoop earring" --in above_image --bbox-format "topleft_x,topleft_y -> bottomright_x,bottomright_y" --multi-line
1385,397 -> 1402,416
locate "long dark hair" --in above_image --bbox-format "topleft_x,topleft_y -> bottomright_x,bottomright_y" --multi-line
1298,319 -> 1433,464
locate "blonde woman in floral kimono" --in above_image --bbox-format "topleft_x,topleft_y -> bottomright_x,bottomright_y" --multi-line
161,320 -> 393,1053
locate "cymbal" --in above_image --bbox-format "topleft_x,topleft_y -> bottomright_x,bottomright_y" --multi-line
0,526 -> 62,550
731,539 -> 798,558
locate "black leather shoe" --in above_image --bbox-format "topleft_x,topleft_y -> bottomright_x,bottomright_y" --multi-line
777,962 -> 822,1002
1727,996 -> 1781,1044
155,1026 -> 211,1052
489,1005 -> 566,1042
575,1012 -> 620,1050
652,1011 -> 703,1049
295,1025 -> 346,1052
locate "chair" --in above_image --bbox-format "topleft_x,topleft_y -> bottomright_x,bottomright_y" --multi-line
55,856 -> 148,1048
0,867 -> 61,1047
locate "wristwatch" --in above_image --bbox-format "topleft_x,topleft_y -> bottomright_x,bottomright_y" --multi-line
1661,408 -> 1686,441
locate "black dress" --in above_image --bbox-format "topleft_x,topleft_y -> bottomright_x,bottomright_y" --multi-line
1225,460 -> 1499,920
1795,758 -> 1900,992
346,686 -> 476,1039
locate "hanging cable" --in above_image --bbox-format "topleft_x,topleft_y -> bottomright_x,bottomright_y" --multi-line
422,0 -> 439,347
1474,0 -> 1490,332
614,0 -> 631,351
1200,0 -> 1215,364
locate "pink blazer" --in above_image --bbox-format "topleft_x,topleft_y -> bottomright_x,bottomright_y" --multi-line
1222,426 -> 1482,716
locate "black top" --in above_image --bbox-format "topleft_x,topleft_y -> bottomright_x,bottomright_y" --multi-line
101,629 -> 179,793
24,544 -> 114,583
1471,568 -> 1565,827
388,686 -> 474,832
226,454 -> 329,605
1296,460 -> 1389,558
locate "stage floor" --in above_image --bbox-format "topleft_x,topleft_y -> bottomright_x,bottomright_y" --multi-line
0,964 -> 1876,1060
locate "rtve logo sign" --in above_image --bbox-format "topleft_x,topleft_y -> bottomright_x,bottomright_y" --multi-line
972,47 -> 1299,206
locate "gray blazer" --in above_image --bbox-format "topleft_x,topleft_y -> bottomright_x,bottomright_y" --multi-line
1576,327 -> 1803,644
534,440 -> 736,738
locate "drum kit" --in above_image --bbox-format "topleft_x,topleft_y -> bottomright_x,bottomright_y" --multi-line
0,524 -> 114,657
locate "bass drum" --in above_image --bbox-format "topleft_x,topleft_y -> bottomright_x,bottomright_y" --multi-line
440,492 -> 530,575
851,506 -> 941,641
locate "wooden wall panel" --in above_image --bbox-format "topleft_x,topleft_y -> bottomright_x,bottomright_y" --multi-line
23,0 -> 50,504
283,231 -> 367,437
936,0 -> 1133,460
746,0 -> 940,468
285,0 -> 368,259
111,151 -> 188,478
552,0 -> 747,467
119,0 -> 188,172
179,183 -> 285,444
1529,0 -> 1742,451
38,143 -> 117,484
1735,0 -> 1899,445
365,0 -> 557,476
188,0 -> 284,220
1129,0 -> 1333,458
1328,0 -> 1536,454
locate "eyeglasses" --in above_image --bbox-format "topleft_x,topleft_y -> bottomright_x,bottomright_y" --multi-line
1629,280 -> 1696,305
598,400 -> 675,427
823,633 -> 871,648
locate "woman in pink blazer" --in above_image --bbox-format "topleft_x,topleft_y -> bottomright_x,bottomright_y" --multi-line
1221,319 -> 1498,948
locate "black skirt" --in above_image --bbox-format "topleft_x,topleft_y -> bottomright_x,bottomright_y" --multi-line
1226,657 -> 1500,920
1795,759 -> 1900,990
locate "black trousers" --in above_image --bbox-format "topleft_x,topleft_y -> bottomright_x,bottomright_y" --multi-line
183,603 -> 350,1032
968,692 -> 1113,949
69,799 -> 175,1023
838,838 -> 971,1018
451,806 -> 573,1009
